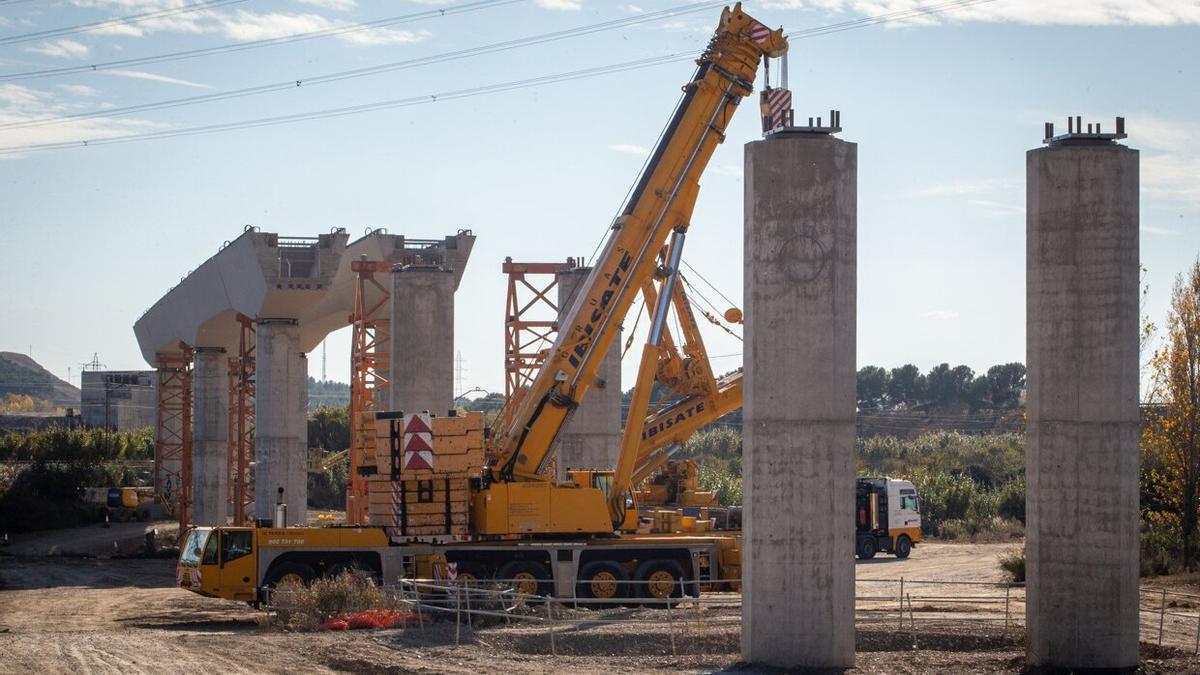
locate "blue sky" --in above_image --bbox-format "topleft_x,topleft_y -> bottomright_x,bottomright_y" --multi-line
0,0 -> 1197,397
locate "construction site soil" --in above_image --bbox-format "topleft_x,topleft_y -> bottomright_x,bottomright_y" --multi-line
0,525 -> 1196,674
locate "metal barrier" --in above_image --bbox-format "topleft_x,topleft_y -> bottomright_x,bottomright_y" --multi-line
265,576 -> 1200,658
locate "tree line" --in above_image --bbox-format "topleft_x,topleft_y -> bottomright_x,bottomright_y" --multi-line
856,362 -> 1026,412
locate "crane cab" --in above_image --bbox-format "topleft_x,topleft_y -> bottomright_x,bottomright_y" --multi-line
565,468 -> 640,532
177,526 -> 258,602
855,477 -> 921,560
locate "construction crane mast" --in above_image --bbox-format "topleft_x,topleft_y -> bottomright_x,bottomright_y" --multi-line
482,3 -> 786,532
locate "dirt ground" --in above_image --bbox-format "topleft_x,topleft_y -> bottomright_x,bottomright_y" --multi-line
0,529 -> 1196,674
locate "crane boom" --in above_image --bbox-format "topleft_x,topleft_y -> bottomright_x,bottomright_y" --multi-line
490,4 -> 786,484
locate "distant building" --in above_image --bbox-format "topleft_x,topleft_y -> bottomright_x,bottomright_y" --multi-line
81,371 -> 157,431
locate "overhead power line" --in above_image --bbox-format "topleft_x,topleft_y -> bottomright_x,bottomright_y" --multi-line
0,0 -> 248,47
0,0 -> 726,131
0,0 -> 999,155
0,0 -> 523,83
0,52 -> 693,155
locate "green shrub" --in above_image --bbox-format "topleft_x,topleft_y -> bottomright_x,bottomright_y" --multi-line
0,460 -> 124,532
999,547 -> 1025,582
1141,527 -> 1179,577
695,462 -> 742,506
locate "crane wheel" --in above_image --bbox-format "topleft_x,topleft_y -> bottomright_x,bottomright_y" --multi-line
265,562 -> 317,590
449,561 -> 489,585
634,559 -> 686,600
576,561 -> 630,604
496,560 -> 551,598
894,535 -> 912,559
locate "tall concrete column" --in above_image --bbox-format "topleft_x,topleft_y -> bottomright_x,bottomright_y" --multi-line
191,347 -> 228,526
255,319 -> 307,525
1026,134 -> 1139,668
391,266 -> 455,415
742,133 -> 856,668
555,267 -> 622,475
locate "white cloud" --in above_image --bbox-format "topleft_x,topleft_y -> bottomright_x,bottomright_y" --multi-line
712,164 -> 743,178
536,0 -> 582,10
26,39 -> 91,59
923,310 -> 959,321
217,10 -> 427,46
619,4 -> 643,12
58,84 -> 100,97
298,0 -> 357,10
965,199 -> 1024,216
105,69 -> 212,89
1134,115 -> 1200,207
609,143 -> 649,157
1141,224 -> 1179,236
0,82 -> 164,158
764,0 -> 1200,26
0,84 -> 47,109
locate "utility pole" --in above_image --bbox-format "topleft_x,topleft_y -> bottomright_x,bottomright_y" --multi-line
321,341 -> 327,382
455,351 -> 465,401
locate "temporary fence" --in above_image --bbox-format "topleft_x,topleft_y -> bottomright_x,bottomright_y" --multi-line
266,576 -> 1200,658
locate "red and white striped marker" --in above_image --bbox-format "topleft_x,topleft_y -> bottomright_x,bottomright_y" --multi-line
765,87 -> 792,129
750,21 -> 771,44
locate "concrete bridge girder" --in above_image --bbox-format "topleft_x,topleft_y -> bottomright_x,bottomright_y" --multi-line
134,227 -> 475,525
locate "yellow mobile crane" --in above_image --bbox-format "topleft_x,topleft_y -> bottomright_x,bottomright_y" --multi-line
480,4 -> 783,534
177,5 -> 786,605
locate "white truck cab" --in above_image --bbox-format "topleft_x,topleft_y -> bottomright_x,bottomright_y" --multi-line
855,477 -> 921,559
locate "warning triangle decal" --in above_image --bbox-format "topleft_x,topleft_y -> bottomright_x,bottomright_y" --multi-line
403,450 -> 433,471
404,415 -> 432,435
404,433 -> 433,452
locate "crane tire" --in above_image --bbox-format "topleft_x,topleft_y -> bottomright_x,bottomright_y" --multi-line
634,559 -> 686,601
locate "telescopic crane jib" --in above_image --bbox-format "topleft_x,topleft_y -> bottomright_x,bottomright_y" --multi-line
478,3 -> 786,534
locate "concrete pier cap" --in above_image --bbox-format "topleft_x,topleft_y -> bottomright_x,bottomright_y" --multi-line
134,226 -> 476,523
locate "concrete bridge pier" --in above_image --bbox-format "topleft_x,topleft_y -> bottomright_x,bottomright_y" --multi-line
255,319 -> 307,525
555,265 -> 622,476
742,131 -> 857,669
1025,124 -> 1140,669
191,347 -> 228,526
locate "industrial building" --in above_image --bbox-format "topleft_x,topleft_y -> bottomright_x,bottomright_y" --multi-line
79,370 -> 157,431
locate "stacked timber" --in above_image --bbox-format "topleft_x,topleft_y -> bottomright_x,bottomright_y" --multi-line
366,410 -> 485,535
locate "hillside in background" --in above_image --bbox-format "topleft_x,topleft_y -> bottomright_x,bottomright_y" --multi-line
0,352 -> 79,407
307,377 -> 349,411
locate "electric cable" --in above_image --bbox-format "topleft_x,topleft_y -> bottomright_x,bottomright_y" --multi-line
0,0 -> 725,130
0,0 -> 523,83
0,0 -> 1001,154
0,0 -> 249,47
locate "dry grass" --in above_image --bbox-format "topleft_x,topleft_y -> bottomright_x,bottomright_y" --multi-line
270,570 -> 392,631
937,516 -> 1025,543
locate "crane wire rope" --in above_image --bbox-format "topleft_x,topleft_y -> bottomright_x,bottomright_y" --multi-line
579,0 -> 997,267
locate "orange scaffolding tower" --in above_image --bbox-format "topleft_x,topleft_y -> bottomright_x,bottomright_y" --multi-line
502,258 -> 577,426
227,316 -> 255,524
155,348 -> 193,529
347,259 -> 391,525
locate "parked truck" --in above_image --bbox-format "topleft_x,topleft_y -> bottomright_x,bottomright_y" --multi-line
855,477 -> 921,559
